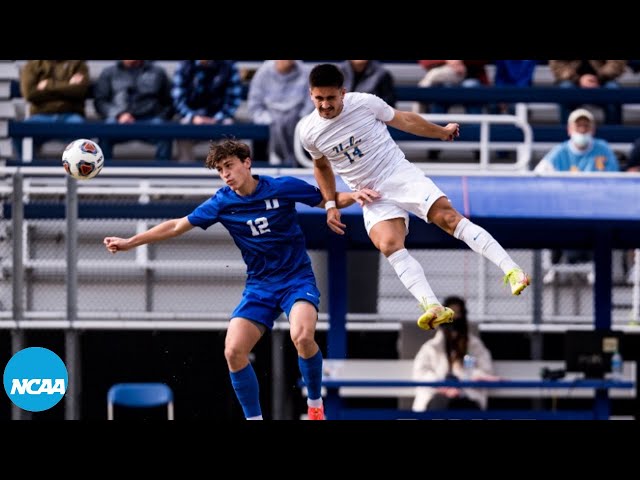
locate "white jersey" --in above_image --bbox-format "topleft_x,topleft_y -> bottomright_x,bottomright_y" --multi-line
299,92 -> 407,191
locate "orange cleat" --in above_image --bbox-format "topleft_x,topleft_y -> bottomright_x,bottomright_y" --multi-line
308,405 -> 325,420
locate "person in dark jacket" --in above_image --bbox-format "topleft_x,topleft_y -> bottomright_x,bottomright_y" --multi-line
94,60 -> 174,160
341,60 -> 396,107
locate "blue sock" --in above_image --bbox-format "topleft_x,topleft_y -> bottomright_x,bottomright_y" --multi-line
229,363 -> 261,419
298,350 -> 323,401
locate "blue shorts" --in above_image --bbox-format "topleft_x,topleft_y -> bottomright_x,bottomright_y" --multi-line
231,273 -> 320,330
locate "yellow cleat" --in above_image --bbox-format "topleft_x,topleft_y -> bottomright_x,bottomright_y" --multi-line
504,268 -> 531,296
417,303 -> 455,330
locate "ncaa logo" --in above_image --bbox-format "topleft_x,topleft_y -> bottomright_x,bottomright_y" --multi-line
3,347 -> 68,412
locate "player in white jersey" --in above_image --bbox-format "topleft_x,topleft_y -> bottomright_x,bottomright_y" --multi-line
299,64 -> 530,330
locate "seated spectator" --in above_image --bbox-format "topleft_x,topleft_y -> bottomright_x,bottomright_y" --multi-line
492,60 -> 537,114
15,60 -> 90,160
94,60 -> 174,161
171,60 -> 243,162
417,60 -> 489,113
247,60 -> 312,166
535,108 -> 620,281
412,296 -> 497,412
534,108 -> 619,173
549,60 -> 627,125
416,60 -> 490,160
340,60 -> 396,107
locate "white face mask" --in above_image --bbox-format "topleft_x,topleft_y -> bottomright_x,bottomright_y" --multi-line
571,132 -> 592,148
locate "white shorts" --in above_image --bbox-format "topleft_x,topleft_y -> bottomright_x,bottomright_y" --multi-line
362,161 -> 446,235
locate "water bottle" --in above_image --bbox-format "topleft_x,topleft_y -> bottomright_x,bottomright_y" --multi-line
463,354 -> 476,380
611,351 -> 623,381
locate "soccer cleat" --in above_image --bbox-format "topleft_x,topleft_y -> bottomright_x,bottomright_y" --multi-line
504,268 -> 531,295
308,405 -> 325,420
417,303 -> 455,330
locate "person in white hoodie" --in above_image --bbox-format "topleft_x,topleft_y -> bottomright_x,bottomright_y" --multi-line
412,296 -> 497,412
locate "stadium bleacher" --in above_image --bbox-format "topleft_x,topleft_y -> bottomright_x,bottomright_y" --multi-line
3,60 -> 640,164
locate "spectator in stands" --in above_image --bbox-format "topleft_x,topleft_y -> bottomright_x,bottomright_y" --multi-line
534,108 -> 619,173
416,60 -> 489,113
247,60 -> 313,166
301,64 -> 531,332
492,60 -> 537,113
340,60 -> 396,107
16,60 -> 90,160
94,60 -> 174,161
103,139 -> 379,420
412,295 -> 497,412
494,60 -> 537,88
488,60 -> 539,160
416,60 -> 490,159
535,108 -> 619,280
549,60 -> 627,125
172,60 -> 243,162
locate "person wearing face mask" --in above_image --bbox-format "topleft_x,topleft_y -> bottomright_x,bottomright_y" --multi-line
535,108 -> 619,275
411,296 -> 498,412
534,108 -> 619,173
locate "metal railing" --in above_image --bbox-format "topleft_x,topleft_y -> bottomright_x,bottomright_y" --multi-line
2,166 -> 639,330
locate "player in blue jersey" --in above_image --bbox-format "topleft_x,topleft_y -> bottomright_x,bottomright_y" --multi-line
103,139 -> 378,420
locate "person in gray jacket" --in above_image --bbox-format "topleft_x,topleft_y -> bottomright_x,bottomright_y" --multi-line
247,60 -> 313,166
94,60 -> 174,160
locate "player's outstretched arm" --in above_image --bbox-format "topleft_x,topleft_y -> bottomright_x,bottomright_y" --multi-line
316,188 -> 380,236
104,216 -> 194,254
386,110 -> 459,141
334,188 -> 380,208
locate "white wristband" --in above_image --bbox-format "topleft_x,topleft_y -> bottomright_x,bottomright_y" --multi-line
324,200 -> 337,211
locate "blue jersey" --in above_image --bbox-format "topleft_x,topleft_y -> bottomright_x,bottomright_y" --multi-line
187,175 -> 322,285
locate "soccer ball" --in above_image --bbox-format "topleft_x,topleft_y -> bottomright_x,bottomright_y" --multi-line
62,139 -> 104,180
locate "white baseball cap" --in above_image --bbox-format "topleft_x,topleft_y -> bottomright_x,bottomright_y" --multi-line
568,108 -> 595,126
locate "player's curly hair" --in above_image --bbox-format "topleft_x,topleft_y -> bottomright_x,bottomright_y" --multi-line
205,139 -> 251,169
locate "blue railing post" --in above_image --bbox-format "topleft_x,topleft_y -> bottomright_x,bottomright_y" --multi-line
327,234 -> 348,359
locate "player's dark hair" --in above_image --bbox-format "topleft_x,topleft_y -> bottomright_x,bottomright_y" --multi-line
205,139 -> 251,169
309,63 -> 344,88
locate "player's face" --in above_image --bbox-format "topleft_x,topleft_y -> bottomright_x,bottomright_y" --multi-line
310,87 -> 345,119
215,156 -> 251,190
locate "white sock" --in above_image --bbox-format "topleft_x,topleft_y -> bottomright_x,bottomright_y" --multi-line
453,218 -> 518,274
387,248 -> 439,305
246,415 -> 263,420
307,398 -> 323,408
